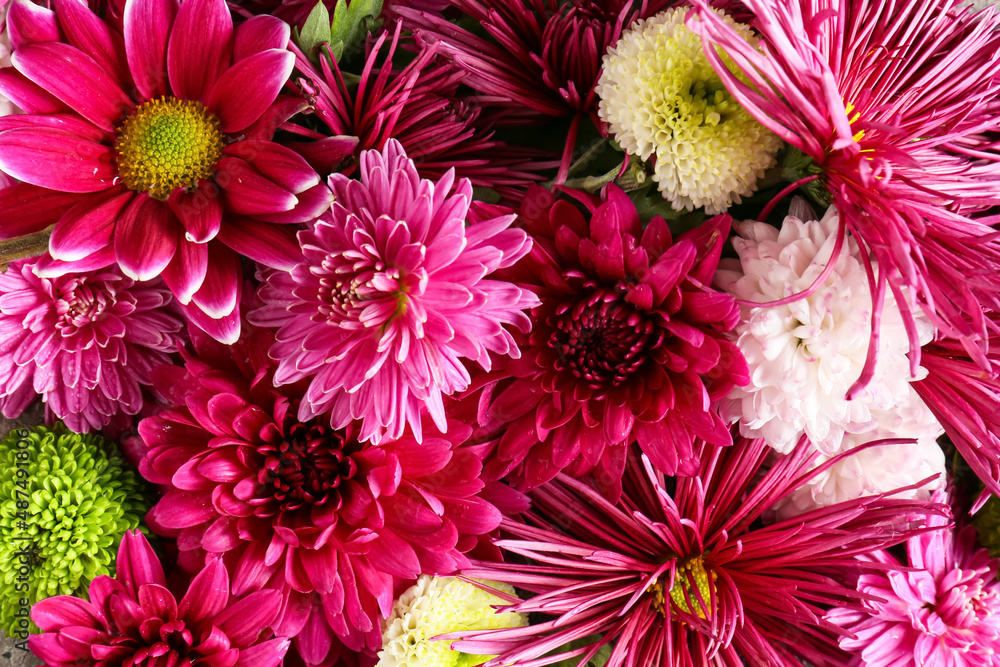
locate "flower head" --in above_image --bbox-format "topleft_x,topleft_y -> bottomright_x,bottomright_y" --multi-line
29,529 -> 290,667
0,424 -> 147,636
450,438 -> 948,666
378,576 -> 527,667
139,321 -> 504,665
0,0 -> 328,342
718,204 -> 932,454
828,492 -> 1000,666
596,7 -> 782,213
250,139 -> 537,444
0,256 -> 185,432
479,184 -> 747,494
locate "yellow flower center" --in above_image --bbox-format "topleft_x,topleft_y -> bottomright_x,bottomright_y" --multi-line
115,96 -> 224,200
845,101 -> 866,143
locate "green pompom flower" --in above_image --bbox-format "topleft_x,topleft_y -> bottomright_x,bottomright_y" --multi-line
0,424 -> 148,636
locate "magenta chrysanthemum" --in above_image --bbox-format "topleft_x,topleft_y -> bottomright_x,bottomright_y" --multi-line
29,529 -> 290,667
478,184 -> 748,494
250,139 -> 537,444
451,438 -> 948,666
0,256 -> 184,432
828,493 -> 1000,666
138,323 -> 504,666
0,0 -> 328,343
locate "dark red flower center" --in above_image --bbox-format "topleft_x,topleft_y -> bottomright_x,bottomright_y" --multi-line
111,617 -> 196,664
257,421 -> 358,511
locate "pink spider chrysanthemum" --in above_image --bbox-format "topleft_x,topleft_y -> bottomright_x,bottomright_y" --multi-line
0,255 -> 184,432
250,139 -> 538,444
0,0 -> 329,343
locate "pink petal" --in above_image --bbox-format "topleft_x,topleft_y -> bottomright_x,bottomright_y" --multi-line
166,0 -> 233,101
0,183 -> 86,239
53,0 -> 129,85
222,140 -> 319,193
214,590 -> 282,648
114,193 -> 179,280
12,43 -> 132,131
0,112 -> 109,142
50,190 -> 133,261
31,596 -> 103,632
191,242 -> 241,319
162,238 -> 208,304
178,558 -> 229,623
116,530 -> 167,592
6,0 -> 60,50
249,182 -> 332,224
123,0 -> 177,100
216,157 -> 298,214
0,68 -> 68,113
168,183 -> 223,243
180,297 -> 240,344
215,215 -> 302,270
205,49 -> 294,133
233,15 -> 290,61
0,127 -> 116,193
32,246 -> 116,278
236,637 -> 290,667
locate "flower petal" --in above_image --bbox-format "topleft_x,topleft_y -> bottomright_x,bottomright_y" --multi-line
123,0 -> 177,100
190,242 -> 240,319
166,0 -> 233,101
114,193 -> 179,280
248,182 -> 332,224
0,127 -> 116,193
180,297 -> 240,344
50,189 -> 133,261
204,49 -> 294,133
0,68 -> 67,113
0,112 -> 109,142
215,215 -> 302,270
162,238 -> 208,305
216,157 -> 298,215
12,43 -> 132,131
233,15 -> 290,61
222,140 -> 319,193
236,637 -> 290,667
116,530 -> 167,593
168,183 -> 223,243
0,183 -> 86,239
32,246 -> 117,277
178,557 -> 229,624
6,0 -> 60,50
53,0 -> 130,85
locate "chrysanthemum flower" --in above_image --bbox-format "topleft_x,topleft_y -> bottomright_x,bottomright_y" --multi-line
29,529 -> 290,667
0,424 -> 147,636
717,205 -> 933,454
689,0 -> 1000,374
139,321 -> 504,666
479,184 -> 747,494
448,438 -> 948,666
0,256 -> 184,432
828,492 -> 1000,666
377,576 -> 527,667
250,139 -> 537,444
0,0 -> 328,342
596,7 -> 782,213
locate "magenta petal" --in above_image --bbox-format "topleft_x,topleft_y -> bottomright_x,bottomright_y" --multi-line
162,238 -> 209,304
123,0 -> 177,100
0,183 -> 85,239
0,112 -> 109,142
178,557 -> 229,624
116,530 -> 167,592
114,193 -> 179,280
168,184 -> 223,243
190,243 -> 241,319
216,157 -> 298,215
214,590 -> 282,647
0,68 -> 68,113
249,182 -> 332,224
54,0 -> 130,85
236,637 -> 290,667
33,246 -> 116,278
166,0 -> 233,101
6,0 -> 60,50
222,141 -> 319,193
0,128 -> 116,193
50,190 -> 133,261
12,43 -> 132,131
205,49 -> 294,133
233,15 -> 290,61
181,296 -> 240,344
215,216 -> 302,270
31,596 -> 103,632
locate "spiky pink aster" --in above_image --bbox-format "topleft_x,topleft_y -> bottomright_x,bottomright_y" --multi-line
139,322 -> 504,666
0,255 -> 184,432
688,0 -> 1000,385
0,0 -> 328,343
29,529 -> 290,667
478,184 -> 747,494
827,492 -> 1000,666
250,139 -> 537,444
451,438 -> 949,667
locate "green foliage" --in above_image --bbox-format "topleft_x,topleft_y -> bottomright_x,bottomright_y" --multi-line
295,0 -> 384,63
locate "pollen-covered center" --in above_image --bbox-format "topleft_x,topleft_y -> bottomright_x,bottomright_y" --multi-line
115,96 -> 224,200
669,557 -> 716,619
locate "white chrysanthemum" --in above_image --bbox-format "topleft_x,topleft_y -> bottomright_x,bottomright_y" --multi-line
595,7 -> 782,214
717,202 -> 934,454
377,576 -> 527,667
773,389 -> 945,520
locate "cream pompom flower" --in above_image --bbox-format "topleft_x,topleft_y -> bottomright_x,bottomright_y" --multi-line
717,203 -> 933,454
378,576 -> 527,667
595,7 -> 781,213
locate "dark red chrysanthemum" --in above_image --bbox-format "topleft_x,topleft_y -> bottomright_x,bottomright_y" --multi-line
478,185 -> 748,495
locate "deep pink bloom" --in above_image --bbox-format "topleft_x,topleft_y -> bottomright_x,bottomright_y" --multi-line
250,139 -> 538,444
0,255 -> 184,432
451,438 -> 949,667
689,0 -> 1000,384
478,184 -> 748,494
827,492 -> 1000,666
29,529 -> 290,667
139,322 -> 504,666
0,0 -> 328,343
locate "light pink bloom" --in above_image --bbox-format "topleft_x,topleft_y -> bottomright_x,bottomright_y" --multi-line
250,139 -> 537,444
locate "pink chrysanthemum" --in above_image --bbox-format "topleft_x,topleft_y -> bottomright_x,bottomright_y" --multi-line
449,438 -> 948,666
478,184 -> 748,494
0,256 -> 184,432
250,139 -> 537,444
29,529 -> 290,667
139,323 -> 504,666
827,492 -> 1000,666
688,0 -> 1000,382
0,0 -> 328,342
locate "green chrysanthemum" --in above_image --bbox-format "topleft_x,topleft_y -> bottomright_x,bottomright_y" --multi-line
0,424 -> 147,635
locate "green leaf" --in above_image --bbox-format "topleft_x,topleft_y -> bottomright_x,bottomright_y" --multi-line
329,0 -> 383,60
295,0 -> 332,59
